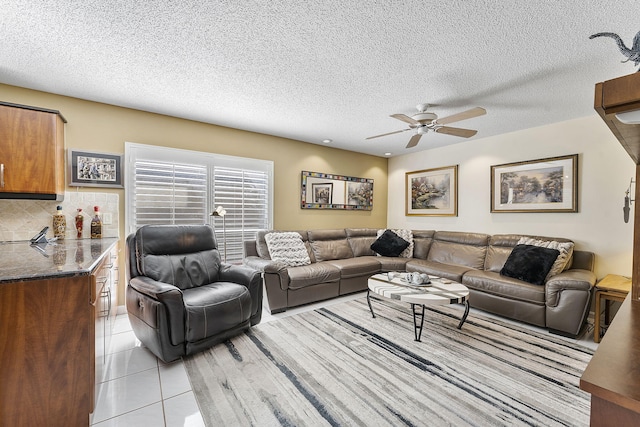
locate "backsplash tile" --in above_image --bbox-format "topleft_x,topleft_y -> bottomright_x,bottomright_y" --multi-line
0,191 -> 119,241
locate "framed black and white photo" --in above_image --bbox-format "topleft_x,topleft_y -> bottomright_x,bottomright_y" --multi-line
311,183 -> 333,204
68,150 -> 124,188
491,154 -> 578,213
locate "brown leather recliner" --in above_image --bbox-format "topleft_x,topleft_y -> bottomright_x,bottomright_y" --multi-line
125,224 -> 262,362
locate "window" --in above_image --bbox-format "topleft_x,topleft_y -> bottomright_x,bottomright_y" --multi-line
125,142 -> 273,263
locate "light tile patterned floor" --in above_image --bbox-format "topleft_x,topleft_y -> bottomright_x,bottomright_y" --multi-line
92,291 -> 598,425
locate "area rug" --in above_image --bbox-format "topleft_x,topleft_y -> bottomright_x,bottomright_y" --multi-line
183,297 -> 593,426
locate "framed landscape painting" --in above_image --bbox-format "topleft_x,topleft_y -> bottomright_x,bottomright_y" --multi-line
406,165 -> 458,216
490,154 -> 578,213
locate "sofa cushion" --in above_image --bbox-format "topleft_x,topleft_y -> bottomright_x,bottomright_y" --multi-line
517,237 -> 574,278
264,232 -> 311,267
182,283 -> 252,341
255,230 -> 272,259
376,229 -> 414,258
463,270 -> 546,304
427,241 -> 487,270
376,256 -> 411,272
308,229 -> 354,261
405,259 -> 475,283
326,257 -> 381,279
412,229 -> 435,259
346,228 -> 378,257
500,244 -> 560,286
287,263 -> 341,290
371,229 -> 410,257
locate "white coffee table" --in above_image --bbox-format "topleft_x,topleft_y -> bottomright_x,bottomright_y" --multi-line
367,272 -> 470,341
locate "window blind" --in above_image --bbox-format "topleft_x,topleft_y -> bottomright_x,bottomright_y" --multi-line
133,160 -> 208,226
126,142 -> 273,264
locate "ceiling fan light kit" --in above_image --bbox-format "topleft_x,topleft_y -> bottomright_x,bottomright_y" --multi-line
367,103 -> 487,148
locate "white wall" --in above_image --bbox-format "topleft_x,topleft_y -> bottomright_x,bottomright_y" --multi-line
388,115 -> 635,279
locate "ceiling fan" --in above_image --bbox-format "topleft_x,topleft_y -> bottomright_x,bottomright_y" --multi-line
366,103 -> 487,148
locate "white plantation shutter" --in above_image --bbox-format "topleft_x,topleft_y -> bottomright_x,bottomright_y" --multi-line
133,161 -> 208,226
126,143 -> 273,264
212,167 -> 270,262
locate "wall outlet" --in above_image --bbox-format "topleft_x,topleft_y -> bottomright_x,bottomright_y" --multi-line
102,212 -> 113,225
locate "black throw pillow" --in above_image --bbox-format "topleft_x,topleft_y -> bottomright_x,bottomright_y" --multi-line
500,244 -> 560,286
370,229 -> 410,257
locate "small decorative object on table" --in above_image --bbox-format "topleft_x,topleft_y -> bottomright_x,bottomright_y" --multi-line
404,272 -> 431,285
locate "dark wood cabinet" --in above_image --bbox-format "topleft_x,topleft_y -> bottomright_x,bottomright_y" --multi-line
0,240 -> 118,427
0,102 -> 66,200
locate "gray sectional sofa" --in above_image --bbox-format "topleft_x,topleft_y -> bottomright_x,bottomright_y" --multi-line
243,228 -> 597,337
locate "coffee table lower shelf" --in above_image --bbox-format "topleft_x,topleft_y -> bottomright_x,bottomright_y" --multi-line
367,273 -> 470,342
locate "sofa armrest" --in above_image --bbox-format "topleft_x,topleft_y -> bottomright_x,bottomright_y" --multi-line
244,256 -> 287,273
243,256 -> 291,313
129,276 -> 185,345
545,269 -> 597,307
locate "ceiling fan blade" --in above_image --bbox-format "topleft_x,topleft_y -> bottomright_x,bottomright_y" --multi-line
391,114 -> 420,125
434,107 -> 486,126
365,128 -> 411,140
406,133 -> 422,148
435,126 -> 478,138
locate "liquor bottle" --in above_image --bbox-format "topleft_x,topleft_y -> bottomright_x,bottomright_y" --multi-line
75,208 -> 84,239
90,206 -> 102,239
53,205 -> 66,240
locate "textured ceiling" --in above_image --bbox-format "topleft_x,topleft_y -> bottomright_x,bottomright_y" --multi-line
1,1 -> 638,157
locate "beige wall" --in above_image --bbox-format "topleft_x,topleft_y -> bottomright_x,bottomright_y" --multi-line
6,82 -> 632,298
388,115 -> 636,280
1,83 -> 389,303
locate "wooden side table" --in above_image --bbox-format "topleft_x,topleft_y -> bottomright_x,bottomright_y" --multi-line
594,274 -> 632,343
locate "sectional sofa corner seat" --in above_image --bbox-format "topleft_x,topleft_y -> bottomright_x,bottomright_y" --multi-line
243,228 -> 596,337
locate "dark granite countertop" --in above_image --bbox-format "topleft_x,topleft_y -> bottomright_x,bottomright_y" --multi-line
0,238 -> 119,283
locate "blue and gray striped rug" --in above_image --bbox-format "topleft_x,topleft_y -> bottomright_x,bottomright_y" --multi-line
184,297 -> 593,426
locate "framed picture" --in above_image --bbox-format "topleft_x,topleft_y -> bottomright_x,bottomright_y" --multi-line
490,154 -> 578,213
406,165 -> 458,216
301,171 -> 373,210
312,183 -> 333,204
347,181 -> 373,208
68,150 -> 124,188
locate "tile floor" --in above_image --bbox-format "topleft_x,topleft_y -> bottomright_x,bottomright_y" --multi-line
91,291 -> 599,426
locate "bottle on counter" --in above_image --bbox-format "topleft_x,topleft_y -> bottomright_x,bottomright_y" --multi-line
90,206 -> 102,239
75,208 -> 84,239
53,205 -> 66,240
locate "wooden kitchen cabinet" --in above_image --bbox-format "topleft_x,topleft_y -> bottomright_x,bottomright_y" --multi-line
0,239 -> 118,427
0,101 -> 66,200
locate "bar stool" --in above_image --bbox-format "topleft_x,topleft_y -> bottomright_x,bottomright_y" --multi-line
594,274 -> 632,343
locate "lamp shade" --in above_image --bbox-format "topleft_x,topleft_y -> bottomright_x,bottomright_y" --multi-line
211,206 -> 227,217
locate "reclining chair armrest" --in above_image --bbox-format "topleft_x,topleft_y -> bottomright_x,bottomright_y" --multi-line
220,264 -> 264,325
129,276 -> 186,345
130,276 -> 182,299
545,269 -> 596,307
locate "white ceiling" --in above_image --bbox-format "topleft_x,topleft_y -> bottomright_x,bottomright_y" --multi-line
1,1 -> 638,157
